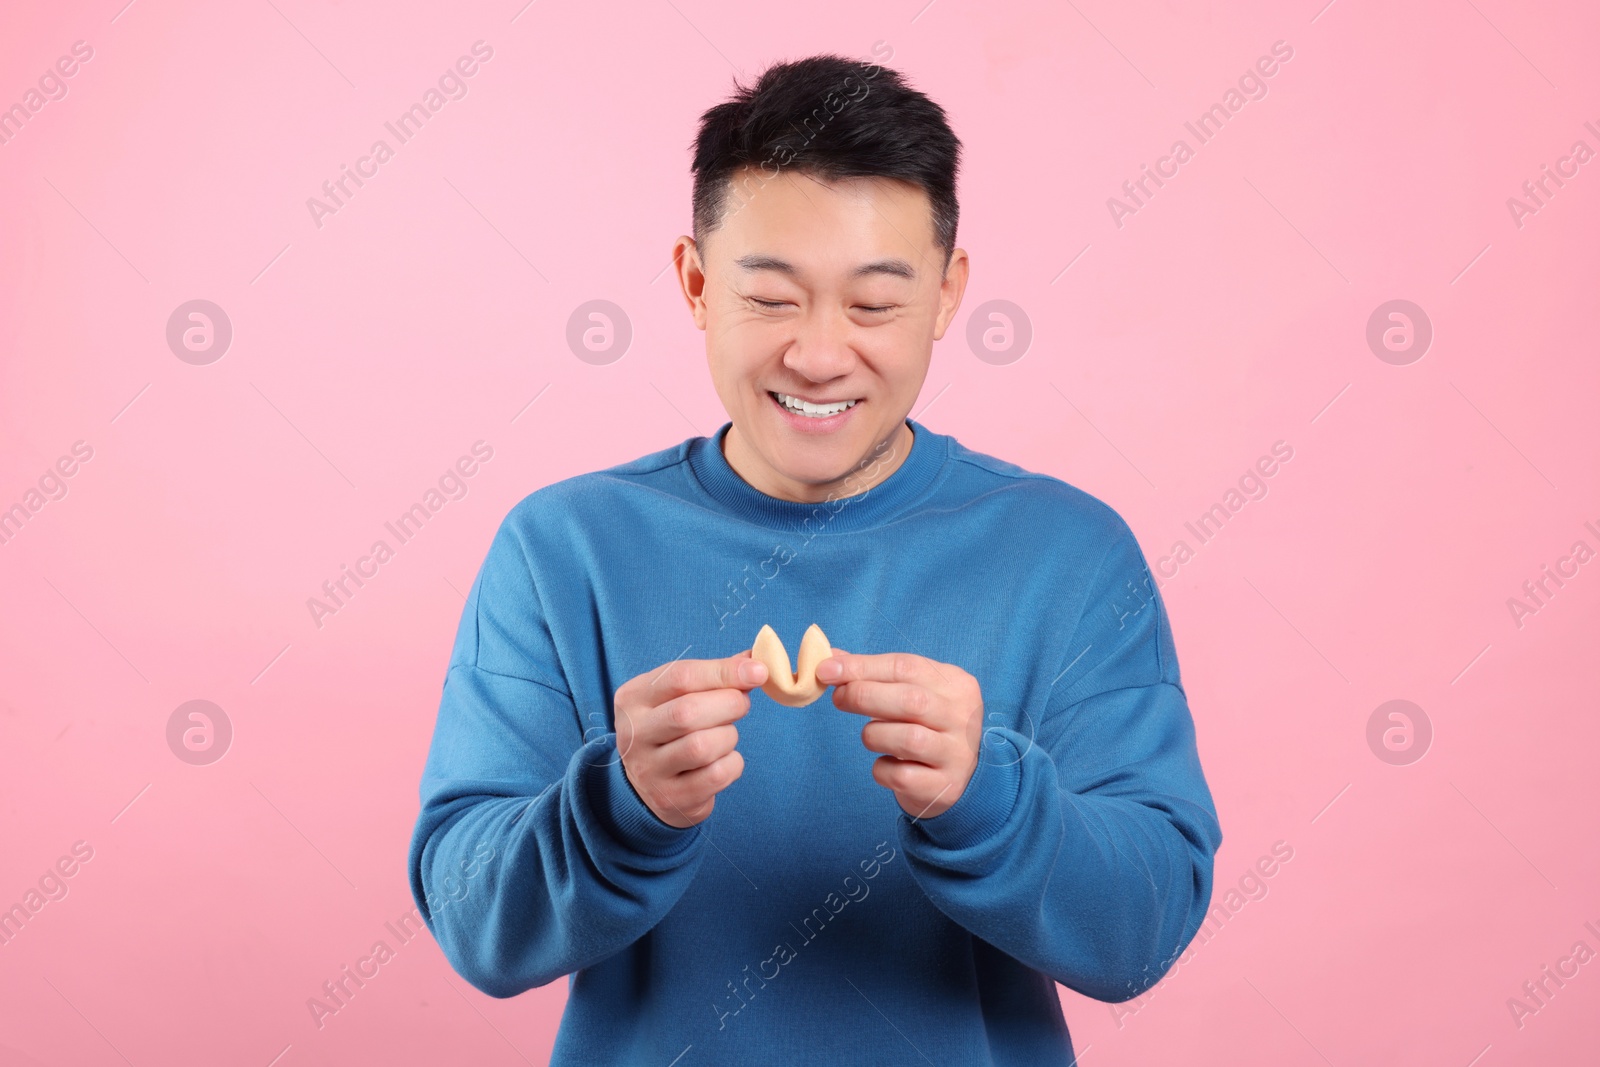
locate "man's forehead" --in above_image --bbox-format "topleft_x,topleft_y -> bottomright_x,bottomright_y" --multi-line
709,171 -> 935,278
723,167 -> 930,227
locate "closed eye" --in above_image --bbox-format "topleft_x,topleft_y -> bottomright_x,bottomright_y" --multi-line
750,298 -> 895,313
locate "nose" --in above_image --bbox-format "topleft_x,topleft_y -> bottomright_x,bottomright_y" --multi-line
782,304 -> 857,384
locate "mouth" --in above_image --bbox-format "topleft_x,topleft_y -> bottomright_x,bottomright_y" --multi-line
768,391 -> 861,420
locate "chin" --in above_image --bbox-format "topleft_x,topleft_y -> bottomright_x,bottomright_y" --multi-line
784,438 -> 886,487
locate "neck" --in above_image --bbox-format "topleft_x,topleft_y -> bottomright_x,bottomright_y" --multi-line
722,421 -> 914,504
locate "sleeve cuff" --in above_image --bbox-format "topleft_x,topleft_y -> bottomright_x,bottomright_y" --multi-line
582,736 -> 703,857
904,732 -> 1023,850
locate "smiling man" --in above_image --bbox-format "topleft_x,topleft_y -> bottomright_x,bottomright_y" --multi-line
409,54 -> 1222,1066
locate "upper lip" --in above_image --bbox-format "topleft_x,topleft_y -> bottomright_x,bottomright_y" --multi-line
771,390 -> 861,405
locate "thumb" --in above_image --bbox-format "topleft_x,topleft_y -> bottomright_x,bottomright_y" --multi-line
817,648 -> 848,684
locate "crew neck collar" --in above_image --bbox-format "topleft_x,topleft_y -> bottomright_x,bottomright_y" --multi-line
686,419 -> 948,534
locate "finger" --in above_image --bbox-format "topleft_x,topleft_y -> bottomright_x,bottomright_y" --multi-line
831,679 -> 939,725
635,654 -> 768,705
870,756 -> 951,813
670,749 -> 745,807
647,688 -> 750,744
814,647 -> 848,686
816,651 -> 935,688
860,719 -> 950,767
656,723 -> 740,775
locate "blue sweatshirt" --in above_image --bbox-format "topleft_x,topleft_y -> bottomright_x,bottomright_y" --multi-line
407,418 -> 1222,1065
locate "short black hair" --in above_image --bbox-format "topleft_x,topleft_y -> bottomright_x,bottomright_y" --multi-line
690,54 -> 962,268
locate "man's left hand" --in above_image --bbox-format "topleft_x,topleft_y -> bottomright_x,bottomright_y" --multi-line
817,650 -> 985,819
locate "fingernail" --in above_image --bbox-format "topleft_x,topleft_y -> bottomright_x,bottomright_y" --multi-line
741,660 -> 766,684
816,658 -> 841,681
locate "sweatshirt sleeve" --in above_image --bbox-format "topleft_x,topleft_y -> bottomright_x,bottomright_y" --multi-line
407,510 -> 708,998
895,522 -> 1224,1003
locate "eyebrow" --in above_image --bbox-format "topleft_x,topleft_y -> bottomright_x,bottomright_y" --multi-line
734,254 -> 916,281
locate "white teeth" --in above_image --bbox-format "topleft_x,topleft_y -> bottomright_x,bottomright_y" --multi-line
774,392 -> 858,418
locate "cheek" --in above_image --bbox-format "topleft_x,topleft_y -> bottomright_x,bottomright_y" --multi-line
879,302 -> 935,340
713,316 -> 792,364
863,333 -> 928,384
706,327 -> 776,391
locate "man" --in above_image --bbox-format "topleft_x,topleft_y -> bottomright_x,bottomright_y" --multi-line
408,54 -> 1222,1065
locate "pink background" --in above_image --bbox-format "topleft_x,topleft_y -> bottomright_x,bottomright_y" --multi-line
2,0 -> 1597,1063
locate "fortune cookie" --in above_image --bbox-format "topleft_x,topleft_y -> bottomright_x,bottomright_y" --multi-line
751,624 -> 833,707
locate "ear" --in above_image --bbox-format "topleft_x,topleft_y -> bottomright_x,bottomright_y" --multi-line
931,247 -> 970,342
673,236 -> 708,329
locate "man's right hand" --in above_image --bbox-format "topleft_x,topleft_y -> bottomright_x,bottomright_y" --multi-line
612,651 -> 768,828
